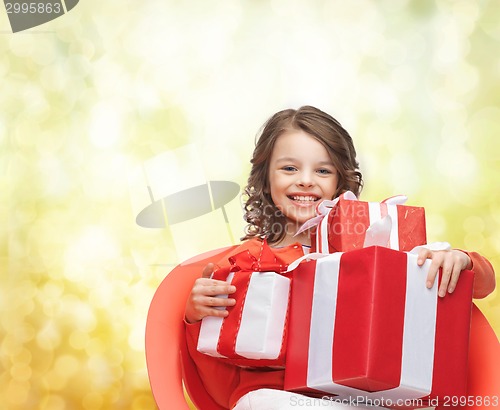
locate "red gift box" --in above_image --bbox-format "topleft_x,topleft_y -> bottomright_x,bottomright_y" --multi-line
284,246 -> 474,406
309,192 -> 426,253
197,241 -> 291,367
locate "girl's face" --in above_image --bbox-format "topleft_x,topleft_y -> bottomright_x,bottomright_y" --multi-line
268,129 -> 338,232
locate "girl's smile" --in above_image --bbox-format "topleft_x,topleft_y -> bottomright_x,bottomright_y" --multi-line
286,193 -> 321,205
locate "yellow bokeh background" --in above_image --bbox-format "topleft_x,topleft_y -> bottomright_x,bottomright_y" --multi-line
1,1 -> 499,409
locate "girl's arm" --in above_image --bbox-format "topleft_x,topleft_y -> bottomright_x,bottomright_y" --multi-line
461,251 -> 496,299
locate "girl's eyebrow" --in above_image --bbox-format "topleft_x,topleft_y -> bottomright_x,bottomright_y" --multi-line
275,157 -> 297,163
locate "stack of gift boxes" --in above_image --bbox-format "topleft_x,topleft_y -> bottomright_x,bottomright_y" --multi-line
197,193 -> 474,407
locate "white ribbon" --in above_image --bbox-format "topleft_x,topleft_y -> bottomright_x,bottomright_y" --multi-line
367,203 -> 401,249
235,272 -> 290,359
363,215 -> 392,248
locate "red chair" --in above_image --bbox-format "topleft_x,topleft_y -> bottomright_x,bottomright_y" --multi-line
145,246 -> 236,410
146,249 -> 499,410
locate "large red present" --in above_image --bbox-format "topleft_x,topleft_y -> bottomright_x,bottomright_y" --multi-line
304,192 -> 426,253
284,246 -> 474,406
197,241 -> 291,367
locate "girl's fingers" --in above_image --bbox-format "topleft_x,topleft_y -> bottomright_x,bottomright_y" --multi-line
194,278 -> 236,294
205,307 -> 230,318
426,257 -> 443,289
202,263 -> 215,278
417,248 -> 432,266
194,297 -> 236,321
195,282 -> 236,296
202,296 -> 236,308
208,285 -> 236,296
419,248 -> 439,288
186,296 -> 235,322
447,264 -> 462,294
438,256 -> 454,297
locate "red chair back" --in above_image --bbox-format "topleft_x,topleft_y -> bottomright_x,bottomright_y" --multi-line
145,247 -> 236,409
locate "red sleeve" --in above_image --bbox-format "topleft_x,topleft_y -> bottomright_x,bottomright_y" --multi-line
460,251 -> 496,299
185,320 -> 240,409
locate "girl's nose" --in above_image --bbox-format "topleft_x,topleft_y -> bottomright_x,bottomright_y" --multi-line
297,171 -> 314,187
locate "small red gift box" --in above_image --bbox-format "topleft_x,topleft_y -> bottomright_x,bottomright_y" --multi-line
197,241 -> 291,367
308,192 -> 426,253
284,246 -> 474,405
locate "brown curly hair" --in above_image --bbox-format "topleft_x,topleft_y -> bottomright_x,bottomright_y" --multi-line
242,106 -> 363,244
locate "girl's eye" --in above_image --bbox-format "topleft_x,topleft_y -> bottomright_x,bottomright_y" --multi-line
282,166 -> 297,172
317,168 -> 332,175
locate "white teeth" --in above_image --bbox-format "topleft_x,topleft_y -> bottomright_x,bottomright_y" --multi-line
290,195 -> 318,202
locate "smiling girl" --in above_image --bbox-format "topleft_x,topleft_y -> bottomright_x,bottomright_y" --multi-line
183,106 -> 495,409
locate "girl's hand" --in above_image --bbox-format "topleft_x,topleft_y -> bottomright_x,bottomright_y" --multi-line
185,263 -> 237,323
417,249 -> 472,297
